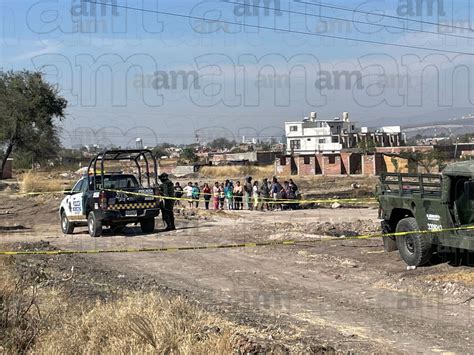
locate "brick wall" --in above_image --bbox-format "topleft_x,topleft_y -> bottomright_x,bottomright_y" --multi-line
315,155 -> 323,174
297,155 -> 315,176
363,154 -> 376,176
340,152 -> 351,175
275,156 -> 291,175
323,154 -> 342,175
275,152 -> 410,177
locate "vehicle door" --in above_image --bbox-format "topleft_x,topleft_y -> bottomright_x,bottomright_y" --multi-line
69,178 -> 87,218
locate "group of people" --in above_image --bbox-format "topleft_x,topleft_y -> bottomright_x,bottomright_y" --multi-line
173,176 -> 299,211
157,173 -> 299,232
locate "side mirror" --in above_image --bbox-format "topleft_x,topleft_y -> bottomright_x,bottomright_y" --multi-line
464,181 -> 474,200
63,190 -> 74,195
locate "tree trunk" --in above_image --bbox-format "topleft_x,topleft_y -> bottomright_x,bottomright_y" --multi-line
0,142 -> 14,179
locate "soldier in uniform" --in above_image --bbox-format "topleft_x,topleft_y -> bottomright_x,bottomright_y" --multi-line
158,173 -> 176,231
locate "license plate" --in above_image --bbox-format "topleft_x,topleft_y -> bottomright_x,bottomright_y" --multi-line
125,210 -> 137,217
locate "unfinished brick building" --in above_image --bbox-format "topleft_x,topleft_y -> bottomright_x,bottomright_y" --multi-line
275,146 -> 435,177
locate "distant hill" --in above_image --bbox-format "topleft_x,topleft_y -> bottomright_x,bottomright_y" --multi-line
362,107 -> 473,128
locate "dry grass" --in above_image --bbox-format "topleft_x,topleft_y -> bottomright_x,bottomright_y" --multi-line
0,256 -> 243,354
20,171 -> 65,193
199,165 -> 274,180
425,271 -> 474,285
34,294 -> 234,354
0,256 -> 44,353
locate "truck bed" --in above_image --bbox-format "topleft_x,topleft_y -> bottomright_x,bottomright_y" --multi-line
379,173 -> 442,198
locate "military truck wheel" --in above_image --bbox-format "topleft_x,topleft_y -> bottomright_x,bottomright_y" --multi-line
60,211 -> 75,234
395,217 -> 433,266
140,218 -> 155,233
87,211 -> 102,237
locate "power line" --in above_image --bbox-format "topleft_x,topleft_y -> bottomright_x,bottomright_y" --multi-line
85,1 -> 473,56
223,0 -> 473,40
297,0 -> 473,32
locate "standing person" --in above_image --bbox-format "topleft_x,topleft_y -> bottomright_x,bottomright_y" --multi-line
289,179 -> 298,195
287,179 -> 297,209
212,182 -> 220,210
158,173 -> 176,231
219,182 -> 225,210
259,178 -> 270,210
244,176 -> 253,210
224,180 -> 234,210
202,183 -> 211,210
281,181 -> 289,210
271,177 -> 283,210
183,181 -> 194,208
233,180 -> 243,210
174,182 -> 183,206
252,180 -> 259,211
192,182 -> 201,208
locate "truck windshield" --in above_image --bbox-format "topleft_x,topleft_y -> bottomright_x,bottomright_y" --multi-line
91,175 -> 140,190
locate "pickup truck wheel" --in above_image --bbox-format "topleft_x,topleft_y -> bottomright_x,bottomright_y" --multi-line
60,211 -> 75,234
140,218 -> 155,233
395,217 -> 433,266
87,211 -> 102,237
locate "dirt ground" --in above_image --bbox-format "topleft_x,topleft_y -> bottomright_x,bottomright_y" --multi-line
1,191 -> 473,353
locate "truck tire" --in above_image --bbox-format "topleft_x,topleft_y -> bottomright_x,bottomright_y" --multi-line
87,211 -> 102,237
140,218 -> 155,233
395,217 -> 433,266
60,211 -> 75,234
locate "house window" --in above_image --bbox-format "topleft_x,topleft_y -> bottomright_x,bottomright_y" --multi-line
280,157 -> 286,165
303,156 -> 310,164
328,155 -> 336,164
331,136 -> 339,143
318,139 -> 325,144
290,140 -> 301,150
307,138 -> 311,141
289,125 -> 298,132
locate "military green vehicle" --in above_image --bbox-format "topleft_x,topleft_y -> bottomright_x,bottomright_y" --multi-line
378,161 -> 474,266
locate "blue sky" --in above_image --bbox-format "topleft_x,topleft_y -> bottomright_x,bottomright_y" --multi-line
1,0 -> 473,147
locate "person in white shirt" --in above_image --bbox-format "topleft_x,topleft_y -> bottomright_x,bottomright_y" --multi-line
183,181 -> 194,208
252,181 -> 259,210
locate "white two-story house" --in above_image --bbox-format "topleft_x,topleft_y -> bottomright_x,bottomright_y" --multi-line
285,112 -> 357,154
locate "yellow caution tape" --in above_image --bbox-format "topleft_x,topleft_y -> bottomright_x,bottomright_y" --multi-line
102,188 -> 376,205
18,188 -> 376,204
1,224 -> 472,256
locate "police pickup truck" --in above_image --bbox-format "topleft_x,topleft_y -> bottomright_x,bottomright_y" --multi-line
378,161 -> 474,266
59,149 -> 160,237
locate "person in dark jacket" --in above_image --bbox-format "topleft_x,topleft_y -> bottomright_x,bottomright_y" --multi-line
259,178 -> 270,210
158,173 -> 176,231
174,182 -> 183,206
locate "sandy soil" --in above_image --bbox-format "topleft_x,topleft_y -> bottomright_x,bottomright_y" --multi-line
1,192 -> 473,353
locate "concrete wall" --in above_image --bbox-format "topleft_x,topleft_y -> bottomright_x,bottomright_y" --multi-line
158,163 -> 195,177
211,151 -> 280,165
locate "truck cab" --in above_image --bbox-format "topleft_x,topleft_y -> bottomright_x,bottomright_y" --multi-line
378,161 -> 474,266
